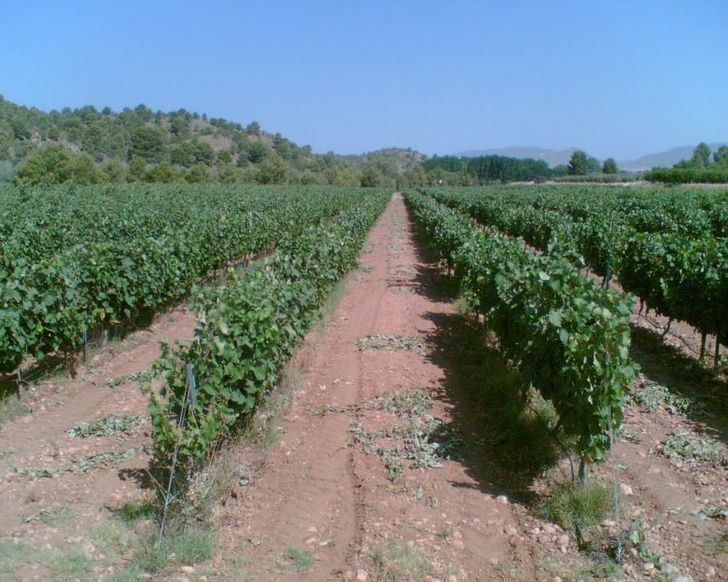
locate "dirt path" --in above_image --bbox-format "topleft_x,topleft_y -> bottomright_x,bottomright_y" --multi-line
215,194 -> 538,580
0,308 -> 196,542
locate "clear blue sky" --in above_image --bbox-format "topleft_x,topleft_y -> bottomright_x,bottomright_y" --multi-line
2,1 -> 726,159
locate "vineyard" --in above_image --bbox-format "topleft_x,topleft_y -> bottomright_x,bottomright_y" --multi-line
0,184 -> 371,374
425,185 -> 727,367
0,184 -> 726,580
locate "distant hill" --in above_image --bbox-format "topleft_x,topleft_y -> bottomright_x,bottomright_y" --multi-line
456,143 -> 728,172
455,147 -> 578,167
0,94 -> 422,186
340,148 -> 425,172
618,143 -> 728,171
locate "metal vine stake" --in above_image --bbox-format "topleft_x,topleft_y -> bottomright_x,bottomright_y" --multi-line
605,344 -> 623,564
607,405 -> 623,564
157,363 -> 196,546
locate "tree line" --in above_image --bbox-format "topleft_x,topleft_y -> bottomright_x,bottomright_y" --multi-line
421,150 -> 625,185
422,155 -> 551,183
645,142 -> 728,184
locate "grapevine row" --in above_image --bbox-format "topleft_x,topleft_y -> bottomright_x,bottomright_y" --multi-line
427,187 -> 728,353
149,191 -> 390,474
425,185 -> 727,238
406,191 -> 637,463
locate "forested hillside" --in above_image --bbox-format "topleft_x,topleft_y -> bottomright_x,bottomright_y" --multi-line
0,95 -> 423,187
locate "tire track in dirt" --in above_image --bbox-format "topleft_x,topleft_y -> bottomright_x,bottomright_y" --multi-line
219,194 -> 533,581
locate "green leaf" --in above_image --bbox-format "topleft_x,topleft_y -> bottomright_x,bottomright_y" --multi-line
547,310 -> 562,327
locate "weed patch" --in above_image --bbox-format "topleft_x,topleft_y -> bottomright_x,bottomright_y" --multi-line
349,390 -> 462,481
49,548 -> 91,580
622,521 -> 678,576
23,504 -> 77,526
386,268 -> 416,282
369,541 -> 435,581
282,547 -> 313,572
0,540 -> 40,579
104,370 -> 153,388
91,520 -> 138,556
349,420 -> 454,477
75,447 -> 142,472
542,480 -> 613,531
379,389 -> 432,417
245,364 -> 301,453
67,414 -> 145,439
694,505 -> 728,520
703,531 -> 728,556
132,530 -> 213,574
356,334 -> 423,352
14,446 -> 143,479
389,286 -> 416,295
630,380 -> 701,416
656,431 -> 727,466
474,380 -> 561,473
574,558 -> 622,581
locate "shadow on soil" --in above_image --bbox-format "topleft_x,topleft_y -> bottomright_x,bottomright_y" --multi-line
0,308 -> 166,410
118,467 -> 159,491
629,326 -> 727,444
407,215 -> 560,506
0,355 -> 68,402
